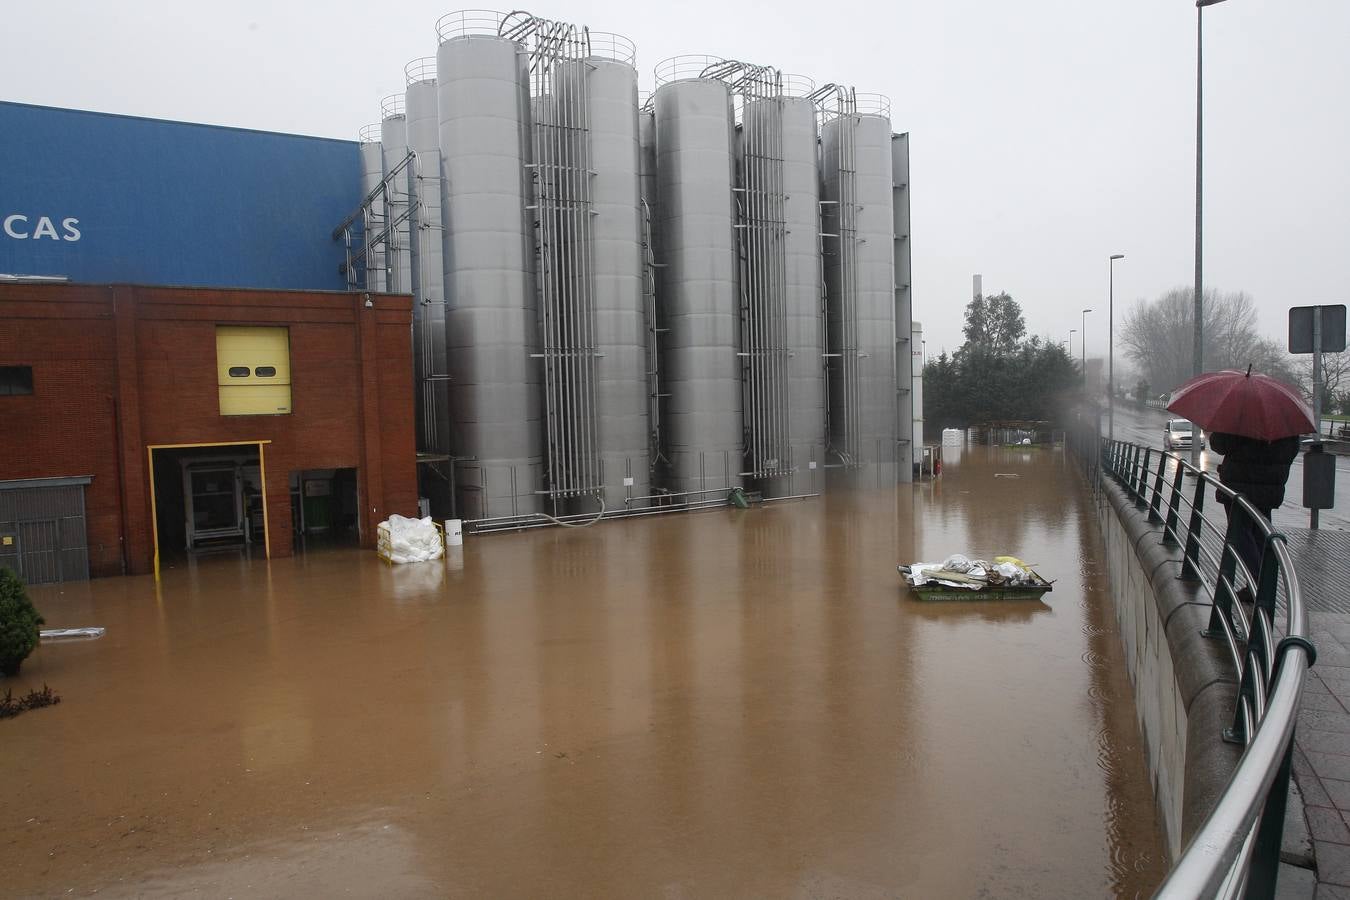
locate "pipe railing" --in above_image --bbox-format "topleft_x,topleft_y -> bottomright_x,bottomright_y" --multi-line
1069,425 -> 1314,899
405,56 -> 437,85
379,93 -> 405,119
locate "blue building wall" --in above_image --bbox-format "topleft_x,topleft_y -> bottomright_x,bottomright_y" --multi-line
0,102 -> 361,290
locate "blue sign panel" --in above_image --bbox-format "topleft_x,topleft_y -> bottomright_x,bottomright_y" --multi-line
0,102 -> 361,291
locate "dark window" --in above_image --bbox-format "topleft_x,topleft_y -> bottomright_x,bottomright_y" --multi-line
228,366 -> 250,377
254,366 -> 277,378
0,366 -> 34,396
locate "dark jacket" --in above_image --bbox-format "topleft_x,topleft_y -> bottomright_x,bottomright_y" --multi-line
1210,432 -> 1300,512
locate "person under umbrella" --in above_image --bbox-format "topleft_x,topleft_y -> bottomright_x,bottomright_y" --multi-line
1206,432 -> 1299,593
1167,366 -> 1312,597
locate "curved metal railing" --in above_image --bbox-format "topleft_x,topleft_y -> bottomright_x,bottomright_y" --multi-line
435,8 -> 514,42
779,73 -> 817,98
405,56 -> 436,85
652,54 -> 728,86
379,93 -> 405,119
1077,432 -> 1314,899
854,92 -> 891,118
357,123 -> 381,144
586,31 -> 636,65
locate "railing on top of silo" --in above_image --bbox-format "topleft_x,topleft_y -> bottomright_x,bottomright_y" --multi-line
652,54 -> 729,87
854,92 -> 891,117
379,93 -> 405,119
405,56 -> 436,85
586,31 -> 636,66
1068,422 -> 1315,899
434,8 -> 515,42
779,73 -> 817,99
358,123 -> 381,144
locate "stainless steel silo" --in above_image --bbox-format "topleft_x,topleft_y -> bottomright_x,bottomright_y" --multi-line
652,57 -> 742,496
821,91 -> 896,477
734,70 -> 791,494
406,58 -> 452,514
436,12 -> 542,519
778,79 -> 826,493
358,125 -> 387,292
638,103 -> 661,468
732,69 -> 828,498
557,38 -> 650,510
380,95 -> 412,295
892,132 -> 914,482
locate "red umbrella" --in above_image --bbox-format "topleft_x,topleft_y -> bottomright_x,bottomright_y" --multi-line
1166,367 -> 1314,441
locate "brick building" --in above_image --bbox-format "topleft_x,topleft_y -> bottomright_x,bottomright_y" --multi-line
0,282 -> 417,579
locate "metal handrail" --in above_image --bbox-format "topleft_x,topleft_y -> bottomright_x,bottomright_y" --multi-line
854,92 -> 891,117
1074,430 -> 1314,899
380,93 -> 405,119
652,54 -> 728,86
405,56 -> 436,85
586,31 -> 636,65
435,8 -> 514,42
779,73 -> 816,98
357,123 -> 380,144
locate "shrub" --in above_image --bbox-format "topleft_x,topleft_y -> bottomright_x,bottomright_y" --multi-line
0,684 -> 61,719
0,567 -> 43,677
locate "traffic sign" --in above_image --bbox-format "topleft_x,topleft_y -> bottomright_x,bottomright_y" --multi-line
1289,305 -> 1347,353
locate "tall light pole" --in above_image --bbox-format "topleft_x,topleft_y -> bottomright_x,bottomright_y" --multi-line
1194,0 -> 1228,468
1069,328 -> 1077,355
1081,308 -> 1093,394
1108,254 -> 1125,440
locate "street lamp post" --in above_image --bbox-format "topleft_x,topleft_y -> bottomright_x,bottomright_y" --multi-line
1194,0 -> 1229,468
1081,308 -> 1093,393
1108,254 -> 1125,440
1068,328 -> 1076,353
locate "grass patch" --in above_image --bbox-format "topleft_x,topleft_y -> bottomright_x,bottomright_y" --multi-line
0,684 -> 61,720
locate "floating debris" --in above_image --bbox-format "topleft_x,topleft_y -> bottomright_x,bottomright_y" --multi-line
40,627 -> 105,642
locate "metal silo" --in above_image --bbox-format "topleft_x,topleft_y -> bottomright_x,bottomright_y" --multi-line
380,95 -> 412,294
821,90 -> 896,478
738,72 -> 825,497
652,57 -> 741,497
406,58 -> 452,514
573,36 -> 650,510
732,65 -> 791,495
638,102 -> 661,468
778,79 -> 826,493
357,124 -> 386,292
436,11 -> 542,519
892,131 -> 914,482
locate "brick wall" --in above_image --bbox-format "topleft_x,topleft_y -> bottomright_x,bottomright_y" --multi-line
0,283 -> 416,576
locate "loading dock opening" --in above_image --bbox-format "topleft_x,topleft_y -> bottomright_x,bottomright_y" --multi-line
290,467 -> 360,551
148,441 -> 271,579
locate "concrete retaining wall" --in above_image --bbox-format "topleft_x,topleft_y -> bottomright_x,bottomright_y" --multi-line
1095,476 -> 1240,860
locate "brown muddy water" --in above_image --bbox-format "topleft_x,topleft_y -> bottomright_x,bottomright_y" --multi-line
2,445 -> 1166,898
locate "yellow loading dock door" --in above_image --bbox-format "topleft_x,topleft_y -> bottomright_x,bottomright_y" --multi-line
216,326 -> 292,416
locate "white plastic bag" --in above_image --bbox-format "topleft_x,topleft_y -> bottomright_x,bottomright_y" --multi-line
378,514 -> 444,564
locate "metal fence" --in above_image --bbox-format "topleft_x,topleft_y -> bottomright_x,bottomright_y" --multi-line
1069,425 -> 1315,899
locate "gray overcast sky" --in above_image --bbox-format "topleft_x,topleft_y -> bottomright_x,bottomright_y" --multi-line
8,1 -> 1348,362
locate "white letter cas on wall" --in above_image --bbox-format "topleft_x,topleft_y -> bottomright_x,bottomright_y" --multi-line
2,214 -> 82,241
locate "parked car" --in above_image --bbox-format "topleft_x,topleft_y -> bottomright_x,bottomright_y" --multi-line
1163,418 -> 1205,452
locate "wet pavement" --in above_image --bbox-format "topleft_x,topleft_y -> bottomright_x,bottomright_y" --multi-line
2,446 -> 1165,898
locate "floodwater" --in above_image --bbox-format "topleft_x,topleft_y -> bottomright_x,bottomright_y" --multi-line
2,445 -> 1166,898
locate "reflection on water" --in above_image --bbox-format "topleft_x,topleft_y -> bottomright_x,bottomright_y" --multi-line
2,446 -> 1164,897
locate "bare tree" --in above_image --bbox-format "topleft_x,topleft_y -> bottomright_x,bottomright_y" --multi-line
1120,287 -> 1297,396
1296,350 -> 1350,415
